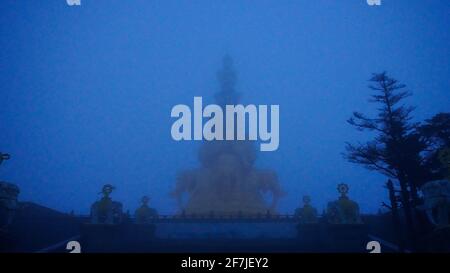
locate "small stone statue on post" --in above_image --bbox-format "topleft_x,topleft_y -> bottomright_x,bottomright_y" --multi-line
295,195 -> 318,224
326,183 -> 362,224
135,196 -> 158,224
90,184 -> 123,224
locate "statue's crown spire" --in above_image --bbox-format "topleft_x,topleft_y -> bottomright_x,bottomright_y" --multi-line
215,55 -> 240,105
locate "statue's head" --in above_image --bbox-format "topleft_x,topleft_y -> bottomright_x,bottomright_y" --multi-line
0,181 -> 20,200
141,196 -> 150,206
303,195 -> 311,206
101,184 -> 115,198
421,180 -> 450,199
337,183 -> 349,198
0,152 -> 10,165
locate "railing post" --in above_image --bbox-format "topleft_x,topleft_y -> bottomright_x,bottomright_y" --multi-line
386,179 -> 405,252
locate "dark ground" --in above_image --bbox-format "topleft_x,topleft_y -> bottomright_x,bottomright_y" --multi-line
1,202 -> 408,253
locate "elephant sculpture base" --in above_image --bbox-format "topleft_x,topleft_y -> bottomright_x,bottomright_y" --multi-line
421,179 -> 450,229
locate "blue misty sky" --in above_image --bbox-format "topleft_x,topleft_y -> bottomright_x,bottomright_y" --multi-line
0,0 -> 449,214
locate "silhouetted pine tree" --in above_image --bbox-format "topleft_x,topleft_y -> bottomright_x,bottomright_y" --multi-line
344,72 -> 424,248
418,112 -> 450,181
